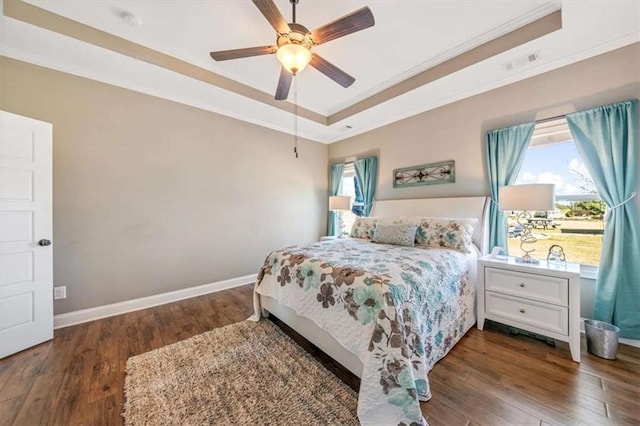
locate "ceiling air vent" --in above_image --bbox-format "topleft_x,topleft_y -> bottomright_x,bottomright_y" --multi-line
502,50 -> 541,72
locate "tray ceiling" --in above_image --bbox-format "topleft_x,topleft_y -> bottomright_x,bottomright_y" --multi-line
1,0 -> 638,143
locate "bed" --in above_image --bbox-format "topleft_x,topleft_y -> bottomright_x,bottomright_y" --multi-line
251,196 -> 489,426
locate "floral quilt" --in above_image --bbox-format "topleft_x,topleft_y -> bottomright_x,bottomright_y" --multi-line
252,238 -> 477,426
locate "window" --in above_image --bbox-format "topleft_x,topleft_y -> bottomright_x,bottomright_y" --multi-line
509,119 -> 604,266
340,163 -> 364,234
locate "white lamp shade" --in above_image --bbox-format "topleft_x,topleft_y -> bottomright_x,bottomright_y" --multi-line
499,184 -> 555,211
329,196 -> 351,211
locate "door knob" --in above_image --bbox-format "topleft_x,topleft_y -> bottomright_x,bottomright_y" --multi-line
38,239 -> 52,246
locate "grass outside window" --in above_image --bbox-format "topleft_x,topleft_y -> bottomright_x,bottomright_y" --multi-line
507,218 -> 603,266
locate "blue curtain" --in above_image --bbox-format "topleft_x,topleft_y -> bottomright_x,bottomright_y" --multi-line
485,123 -> 535,252
353,157 -> 378,217
566,99 -> 640,339
352,177 -> 364,217
328,163 -> 345,236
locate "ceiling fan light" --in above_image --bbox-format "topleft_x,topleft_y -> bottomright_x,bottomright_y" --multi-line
276,43 -> 312,75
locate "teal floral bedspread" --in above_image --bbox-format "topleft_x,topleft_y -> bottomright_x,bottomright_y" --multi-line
254,238 -> 477,426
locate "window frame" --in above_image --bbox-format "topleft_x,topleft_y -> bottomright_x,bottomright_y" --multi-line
515,118 -> 604,276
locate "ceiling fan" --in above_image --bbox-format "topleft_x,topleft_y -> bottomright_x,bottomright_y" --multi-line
210,0 -> 375,100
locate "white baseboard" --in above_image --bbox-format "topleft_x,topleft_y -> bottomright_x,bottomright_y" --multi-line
53,274 -> 256,329
580,317 -> 640,348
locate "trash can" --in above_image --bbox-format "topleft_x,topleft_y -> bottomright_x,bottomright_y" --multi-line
584,320 -> 620,360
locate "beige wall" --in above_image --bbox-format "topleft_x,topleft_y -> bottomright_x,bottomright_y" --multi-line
329,43 -> 640,203
329,43 -> 640,319
2,43 -> 638,316
0,57 -> 328,315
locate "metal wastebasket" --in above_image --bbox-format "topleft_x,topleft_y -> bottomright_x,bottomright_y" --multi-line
585,320 -> 620,360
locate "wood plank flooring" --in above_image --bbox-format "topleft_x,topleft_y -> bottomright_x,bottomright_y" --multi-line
1,284 -> 639,425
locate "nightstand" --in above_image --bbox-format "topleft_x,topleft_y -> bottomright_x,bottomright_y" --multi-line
477,255 -> 581,362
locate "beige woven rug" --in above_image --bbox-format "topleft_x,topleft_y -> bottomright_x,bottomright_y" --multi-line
123,320 -> 358,425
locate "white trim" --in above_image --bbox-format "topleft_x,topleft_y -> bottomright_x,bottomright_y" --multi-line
53,274 -> 256,329
619,337 -> 640,349
2,16 -> 637,144
326,1 -> 562,115
579,265 -> 598,281
327,32 -> 640,141
0,43 -> 332,144
580,318 -> 640,349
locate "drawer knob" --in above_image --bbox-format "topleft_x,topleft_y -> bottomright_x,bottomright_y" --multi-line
519,283 -> 526,288
519,308 -> 526,314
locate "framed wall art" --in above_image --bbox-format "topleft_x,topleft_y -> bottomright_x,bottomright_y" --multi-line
393,160 -> 455,188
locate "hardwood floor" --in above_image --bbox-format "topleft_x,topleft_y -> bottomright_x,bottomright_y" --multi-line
1,284 -> 639,425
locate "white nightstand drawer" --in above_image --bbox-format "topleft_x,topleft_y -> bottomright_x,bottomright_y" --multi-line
485,267 -> 568,306
485,291 -> 568,335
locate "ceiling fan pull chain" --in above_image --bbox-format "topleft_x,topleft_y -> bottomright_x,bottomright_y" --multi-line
293,76 -> 299,159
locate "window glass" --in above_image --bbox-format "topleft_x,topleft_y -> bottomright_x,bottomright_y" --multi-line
340,164 -> 358,234
510,119 -> 604,266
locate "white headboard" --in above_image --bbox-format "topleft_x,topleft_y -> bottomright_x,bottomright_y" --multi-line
370,196 -> 490,254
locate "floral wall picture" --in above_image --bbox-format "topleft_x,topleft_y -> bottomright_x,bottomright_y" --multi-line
393,160 -> 455,188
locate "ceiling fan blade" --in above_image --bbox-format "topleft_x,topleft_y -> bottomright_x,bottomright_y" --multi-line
252,0 -> 290,34
310,6 -> 374,45
310,54 -> 355,88
210,45 -> 276,61
275,68 -> 293,100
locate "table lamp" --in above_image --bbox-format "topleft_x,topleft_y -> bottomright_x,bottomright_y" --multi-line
499,183 -> 555,264
329,196 -> 351,238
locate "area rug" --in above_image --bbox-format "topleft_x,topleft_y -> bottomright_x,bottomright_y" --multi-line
123,320 -> 358,425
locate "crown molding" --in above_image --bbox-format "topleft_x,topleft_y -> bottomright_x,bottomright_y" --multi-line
326,1 -> 562,116
327,8 -> 563,124
4,33 -> 637,145
5,0 -> 562,128
3,0 -> 636,144
0,44 -> 333,144
2,0 -> 327,125
328,34 -> 639,143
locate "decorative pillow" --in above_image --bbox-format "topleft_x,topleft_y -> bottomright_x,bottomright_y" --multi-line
350,217 -> 378,239
415,217 -> 478,253
375,216 -> 422,227
372,223 -> 418,247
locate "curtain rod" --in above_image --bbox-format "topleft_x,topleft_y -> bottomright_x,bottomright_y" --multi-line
535,113 -> 567,124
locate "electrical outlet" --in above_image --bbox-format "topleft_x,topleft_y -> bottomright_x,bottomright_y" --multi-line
53,286 -> 67,300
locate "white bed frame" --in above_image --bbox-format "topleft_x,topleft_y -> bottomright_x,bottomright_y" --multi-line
260,196 -> 490,378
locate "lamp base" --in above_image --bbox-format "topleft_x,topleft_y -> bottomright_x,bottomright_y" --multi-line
515,256 -> 540,265
515,211 -> 540,265
337,213 -> 346,238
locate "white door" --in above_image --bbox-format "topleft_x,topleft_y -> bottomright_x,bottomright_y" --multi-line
0,111 -> 53,358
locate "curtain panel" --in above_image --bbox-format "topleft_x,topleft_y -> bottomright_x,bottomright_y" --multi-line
353,156 -> 378,217
566,99 -> 640,339
485,123 -> 535,252
328,163 -> 345,236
